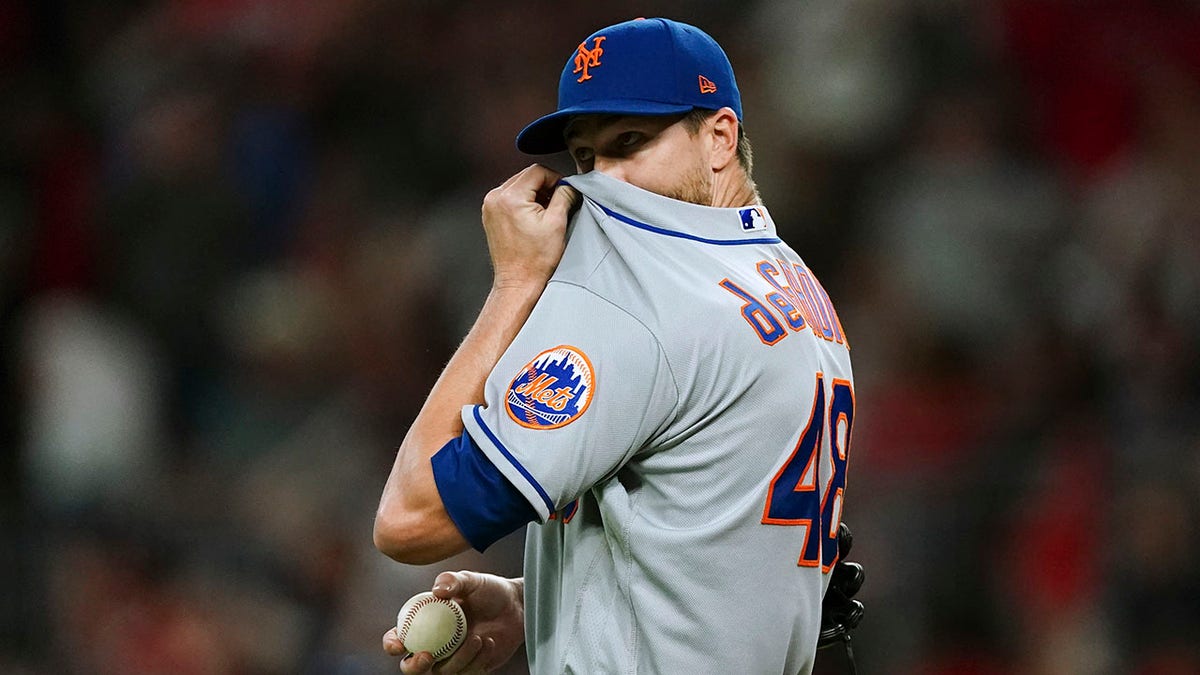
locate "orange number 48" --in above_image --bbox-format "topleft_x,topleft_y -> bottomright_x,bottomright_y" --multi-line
762,373 -> 853,572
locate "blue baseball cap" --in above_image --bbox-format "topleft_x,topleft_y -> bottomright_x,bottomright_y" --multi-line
516,18 -> 743,155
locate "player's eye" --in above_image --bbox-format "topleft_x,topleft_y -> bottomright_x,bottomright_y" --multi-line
615,131 -> 643,148
573,147 -> 595,163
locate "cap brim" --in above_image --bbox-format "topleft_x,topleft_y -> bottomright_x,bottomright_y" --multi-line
515,100 -> 696,155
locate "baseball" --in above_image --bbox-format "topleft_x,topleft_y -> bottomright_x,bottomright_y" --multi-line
396,592 -> 468,661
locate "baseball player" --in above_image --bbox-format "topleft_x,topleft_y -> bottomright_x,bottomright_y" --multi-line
375,18 -> 861,674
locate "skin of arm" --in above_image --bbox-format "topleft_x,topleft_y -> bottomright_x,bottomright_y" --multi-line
373,164 -> 580,565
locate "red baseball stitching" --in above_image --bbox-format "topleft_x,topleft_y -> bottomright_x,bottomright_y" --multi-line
398,595 -> 466,661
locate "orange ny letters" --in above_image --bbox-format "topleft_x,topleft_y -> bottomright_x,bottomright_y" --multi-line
573,36 -> 607,83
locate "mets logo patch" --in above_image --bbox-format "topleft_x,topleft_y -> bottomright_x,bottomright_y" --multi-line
506,345 -> 595,430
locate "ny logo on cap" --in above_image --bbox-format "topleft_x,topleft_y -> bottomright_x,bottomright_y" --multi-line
573,36 -> 606,83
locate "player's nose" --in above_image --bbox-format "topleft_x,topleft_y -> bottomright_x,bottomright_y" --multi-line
592,157 -> 624,181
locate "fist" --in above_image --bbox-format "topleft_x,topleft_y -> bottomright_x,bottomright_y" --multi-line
481,164 -> 581,290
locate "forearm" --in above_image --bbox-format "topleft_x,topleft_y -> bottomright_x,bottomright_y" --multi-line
399,281 -> 545,462
374,282 -> 546,563
374,165 -> 575,564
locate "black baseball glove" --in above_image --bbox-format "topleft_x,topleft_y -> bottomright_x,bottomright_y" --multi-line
817,522 -> 865,650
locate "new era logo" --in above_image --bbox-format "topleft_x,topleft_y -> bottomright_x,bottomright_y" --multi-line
698,75 -> 717,94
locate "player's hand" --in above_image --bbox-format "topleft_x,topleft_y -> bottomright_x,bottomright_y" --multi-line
481,164 -> 581,291
383,571 -> 525,674
817,522 -> 865,650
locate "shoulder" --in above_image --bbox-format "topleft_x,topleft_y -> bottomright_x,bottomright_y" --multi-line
552,206 -> 613,287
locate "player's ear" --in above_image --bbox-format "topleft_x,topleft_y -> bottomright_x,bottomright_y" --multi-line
708,107 -> 739,173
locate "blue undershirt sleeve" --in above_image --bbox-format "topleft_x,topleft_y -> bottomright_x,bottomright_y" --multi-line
430,429 -> 539,552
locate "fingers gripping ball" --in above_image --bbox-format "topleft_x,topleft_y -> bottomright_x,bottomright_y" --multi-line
396,592 -> 468,662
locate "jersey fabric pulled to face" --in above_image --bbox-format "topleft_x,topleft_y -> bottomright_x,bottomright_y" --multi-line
460,171 -> 854,674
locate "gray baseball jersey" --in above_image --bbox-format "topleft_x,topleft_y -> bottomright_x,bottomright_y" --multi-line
460,170 -> 854,674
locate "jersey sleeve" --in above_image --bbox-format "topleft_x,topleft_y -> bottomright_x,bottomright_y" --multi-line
461,281 -> 677,522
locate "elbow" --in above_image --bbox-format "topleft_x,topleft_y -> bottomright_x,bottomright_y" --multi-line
373,508 -> 451,566
372,513 -> 403,559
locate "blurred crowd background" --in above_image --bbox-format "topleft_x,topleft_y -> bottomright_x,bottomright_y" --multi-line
2,1 -> 1199,673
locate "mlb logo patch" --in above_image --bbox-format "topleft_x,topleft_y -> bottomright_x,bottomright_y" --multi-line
739,206 -> 767,232
506,345 -> 595,430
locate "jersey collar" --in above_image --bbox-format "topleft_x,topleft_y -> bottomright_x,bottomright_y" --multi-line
563,171 -> 780,245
